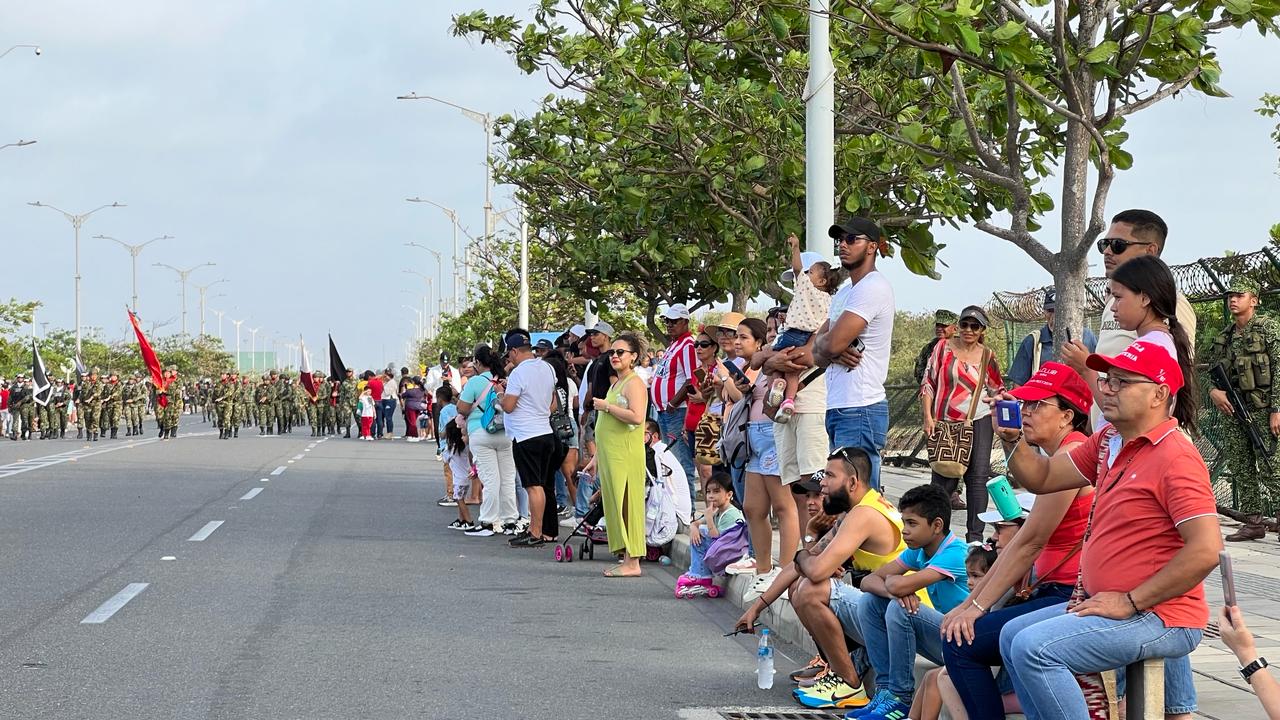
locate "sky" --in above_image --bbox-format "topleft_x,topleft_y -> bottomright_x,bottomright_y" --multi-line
2,2 -> 1278,371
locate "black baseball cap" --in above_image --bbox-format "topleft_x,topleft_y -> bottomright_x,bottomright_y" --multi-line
535,339 -> 554,351
828,217 -> 882,242
503,329 -> 533,351
791,470 -> 825,495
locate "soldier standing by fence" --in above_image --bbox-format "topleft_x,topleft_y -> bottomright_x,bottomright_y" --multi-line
1208,276 -> 1280,542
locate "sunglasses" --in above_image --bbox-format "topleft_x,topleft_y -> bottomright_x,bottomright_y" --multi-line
958,321 -> 984,331
605,349 -> 634,358
661,317 -> 682,324
693,340 -> 718,349
833,234 -> 869,252
1022,399 -> 1063,412
993,521 -> 1023,530
827,446 -> 862,480
1096,237 -> 1154,254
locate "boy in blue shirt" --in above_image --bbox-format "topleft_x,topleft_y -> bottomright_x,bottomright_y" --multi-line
850,484 -> 968,720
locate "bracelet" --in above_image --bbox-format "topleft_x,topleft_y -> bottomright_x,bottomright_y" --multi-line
971,598 -> 988,614
1126,592 -> 1141,614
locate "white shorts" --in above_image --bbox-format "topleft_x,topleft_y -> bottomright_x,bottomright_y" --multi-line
773,412 -> 828,484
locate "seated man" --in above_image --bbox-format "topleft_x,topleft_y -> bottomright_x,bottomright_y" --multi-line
997,340 -> 1220,720
853,484 -> 969,720
734,447 -> 913,711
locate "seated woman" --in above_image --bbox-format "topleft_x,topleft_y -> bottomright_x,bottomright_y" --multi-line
940,361 -> 1094,719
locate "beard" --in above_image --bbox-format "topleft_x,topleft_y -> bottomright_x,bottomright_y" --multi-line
841,253 -> 869,275
823,486 -> 853,516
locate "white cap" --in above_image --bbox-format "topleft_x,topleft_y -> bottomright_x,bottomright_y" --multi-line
781,252 -> 831,283
976,493 -> 1036,524
661,304 -> 691,320
569,324 -> 587,337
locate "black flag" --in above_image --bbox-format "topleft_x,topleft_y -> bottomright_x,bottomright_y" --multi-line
328,334 -> 348,381
31,340 -> 52,406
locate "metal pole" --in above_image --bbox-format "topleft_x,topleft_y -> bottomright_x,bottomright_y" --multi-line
73,219 -> 82,352
482,113 -> 493,306
805,0 -> 835,254
519,213 -> 530,329
233,320 -> 244,371
130,251 -> 139,311
198,287 -> 206,335
180,274 -> 188,336
452,216 -> 461,310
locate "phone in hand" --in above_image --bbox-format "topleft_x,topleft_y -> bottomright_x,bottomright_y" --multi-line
995,400 -> 1023,429
1065,328 -> 1074,345
850,337 -> 866,353
1221,550 -> 1237,607
723,361 -> 751,387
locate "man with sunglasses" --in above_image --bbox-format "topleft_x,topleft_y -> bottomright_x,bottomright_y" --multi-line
998,339 -> 1220,720
649,304 -> 699,484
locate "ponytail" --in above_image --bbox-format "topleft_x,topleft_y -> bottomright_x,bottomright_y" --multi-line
1166,315 -> 1199,434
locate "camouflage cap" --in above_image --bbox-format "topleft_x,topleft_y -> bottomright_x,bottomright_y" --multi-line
1229,276 -> 1262,296
933,309 -> 959,325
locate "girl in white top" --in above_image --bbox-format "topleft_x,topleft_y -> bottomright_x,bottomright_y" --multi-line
767,234 -> 843,422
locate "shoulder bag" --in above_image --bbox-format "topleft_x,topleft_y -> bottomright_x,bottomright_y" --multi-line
480,380 -> 504,434
926,346 -> 993,479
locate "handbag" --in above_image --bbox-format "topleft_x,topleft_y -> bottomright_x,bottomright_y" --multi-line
694,411 -> 723,465
480,381 -> 504,434
703,522 -> 750,575
926,346 -> 992,479
550,387 -> 575,442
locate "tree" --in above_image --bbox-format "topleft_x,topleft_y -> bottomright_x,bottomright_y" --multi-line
452,0 -> 968,328
829,0 -> 1278,346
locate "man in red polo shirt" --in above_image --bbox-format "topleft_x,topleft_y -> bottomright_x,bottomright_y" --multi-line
994,340 -> 1221,719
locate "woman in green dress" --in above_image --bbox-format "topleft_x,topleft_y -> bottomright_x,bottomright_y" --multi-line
585,333 -> 650,577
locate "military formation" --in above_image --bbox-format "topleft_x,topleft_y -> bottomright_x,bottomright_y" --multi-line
210,368 -> 358,440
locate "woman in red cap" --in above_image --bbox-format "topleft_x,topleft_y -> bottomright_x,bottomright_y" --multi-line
939,361 -> 1095,719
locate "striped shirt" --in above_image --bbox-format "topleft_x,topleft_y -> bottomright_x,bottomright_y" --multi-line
920,341 -> 1002,422
650,332 -> 697,410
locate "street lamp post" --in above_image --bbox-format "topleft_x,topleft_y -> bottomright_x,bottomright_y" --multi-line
210,309 -> 226,343
153,262 -> 215,336
1,140 -> 36,151
404,241 -> 448,316
0,45 -> 41,59
402,305 -> 424,340
248,327 -> 261,372
805,0 -> 836,254
398,92 -> 493,294
193,279 -> 229,336
93,234 -> 172,312
493,205 -> 529,330
405,199 -> 470,310
232,318 -> 246,371
28,201 -> 126,355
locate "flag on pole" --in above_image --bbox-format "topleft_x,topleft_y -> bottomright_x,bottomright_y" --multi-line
129,309 -> 165,391
299,336 -> 318,401
74,355 -> 87,385
31,339 -> 52,406
328,334 -> 348,381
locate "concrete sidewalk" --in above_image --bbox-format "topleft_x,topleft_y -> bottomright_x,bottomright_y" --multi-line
671,466 -> 1273,719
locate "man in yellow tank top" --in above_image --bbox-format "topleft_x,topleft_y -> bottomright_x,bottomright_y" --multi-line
735,447 -> 917,710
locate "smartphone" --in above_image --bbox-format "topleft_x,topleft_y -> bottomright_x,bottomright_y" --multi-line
723,361 -> 751,387
995,400 -> 1023,429
724,623 -> 761,637
1221,550 -> 1237,607
850,337 -> 866,353
1065,328 -> 1074,344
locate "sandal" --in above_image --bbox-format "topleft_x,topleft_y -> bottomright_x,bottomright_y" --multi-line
603,566 -> 642,578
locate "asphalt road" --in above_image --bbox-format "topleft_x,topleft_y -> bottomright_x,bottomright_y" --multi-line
0,417 -> 806,720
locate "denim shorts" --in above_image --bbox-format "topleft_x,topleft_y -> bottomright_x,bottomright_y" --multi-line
829,579 -> 865,644
745,420 -> 780,476
772,327 -> 814,351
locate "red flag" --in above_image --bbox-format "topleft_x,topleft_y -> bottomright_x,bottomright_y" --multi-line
129,310 -> 165,391
299,336 -> 318,401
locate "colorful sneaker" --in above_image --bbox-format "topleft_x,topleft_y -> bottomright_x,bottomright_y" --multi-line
790,654 -> 828,683
776,399 -> 795,424
766,378 -> 787,407
724,556 -> 758,576
853,695 -> 910,720
842,690 -> 895,718
793,673 -> 869,709
797,668 -> 829,689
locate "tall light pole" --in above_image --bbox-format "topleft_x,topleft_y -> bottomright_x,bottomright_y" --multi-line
403,269 -> 435,334
248,327 -> 261,372
210,309 -> 226,343
29,201 -> 126,355
405,199 -> 471,309
232,318 -> 246,371
398,93 -> 493,290
193,279 -> 228,336
0,45 -> 41,59
404,241 -> 448,315
402,305 -> 424,340
1,140 -> 36,151
805,0 -> 835,254
494,205 -> 529,330
94,234 -> 172,312
153,262 -> 215,336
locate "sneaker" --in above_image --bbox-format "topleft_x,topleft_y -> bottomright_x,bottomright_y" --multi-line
464,524 -> 495,537
776,400 -> 795,424
507,531 -> 532,546
850,694 -> 909,720
797,668 -> 830,689
793,673 -> 869,709
515,517 -> 530,533
681,582 -> 709,598
841,689 -> 895,718
447,519 -> 467,531
746,567 -> 781,599
406,436 -> 420,443
501,523 -> 518,536
436,496 -> 458,507
560,516 -> 579,528
790,655 -> 828,683
767,377 -> 787,407
510,534 -> 546,547
458,522 -> 479,532
724,556 -> 758,576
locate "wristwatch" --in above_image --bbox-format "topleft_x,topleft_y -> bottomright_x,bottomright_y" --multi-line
1240,657 -> 1269,682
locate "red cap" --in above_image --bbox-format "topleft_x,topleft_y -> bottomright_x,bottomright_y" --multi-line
1009,362 -> 1093,413
1085,340 -> 1184,395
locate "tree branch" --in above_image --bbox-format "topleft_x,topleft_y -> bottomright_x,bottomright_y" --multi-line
1112,67 -> 1201,117
976,220 -> 1056,270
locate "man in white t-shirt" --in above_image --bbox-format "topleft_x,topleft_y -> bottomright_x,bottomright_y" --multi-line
813,217 -> 894,490
497,329 -> 562,546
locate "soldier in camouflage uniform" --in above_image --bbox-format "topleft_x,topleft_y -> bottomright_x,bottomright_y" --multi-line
1208,276 -> 1280,541
277,373 -> 294,434
100,372 -> 123,440
238,376 -> 252,428
37,381 -> 53,439
124,374 -> 144,436
159,367 -> 184,438
227,373 -> 244,436
912,309 -> 958,385
10,376 -> 33,440
304,375 -> 320,436
79,369 -> 104,442
214,372 -> 236,439
256,375 -> 275,435
338,369 -> 357,438
50,379 -> 70,438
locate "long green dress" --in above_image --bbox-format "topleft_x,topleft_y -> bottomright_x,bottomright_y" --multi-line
597,373 -> 647,556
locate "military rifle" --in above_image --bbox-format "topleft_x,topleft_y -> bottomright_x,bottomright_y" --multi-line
1211,362 -> 1277,473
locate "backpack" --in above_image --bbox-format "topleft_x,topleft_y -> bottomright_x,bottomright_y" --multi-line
718,396 -> 752,470
480,381 -> 504,434
704,522 -> 750,575
644,449 -> 679,547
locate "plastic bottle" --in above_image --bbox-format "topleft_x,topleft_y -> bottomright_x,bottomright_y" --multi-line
659,555 -> 672,566
986,475 -> 1022,520
756,628 -> 775,689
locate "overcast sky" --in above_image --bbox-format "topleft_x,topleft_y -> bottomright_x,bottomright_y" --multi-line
3,2 -> 1277,370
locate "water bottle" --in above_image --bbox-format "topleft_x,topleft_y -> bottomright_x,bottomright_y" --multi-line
756,628 -> 775,689
986,475 -> 1023,521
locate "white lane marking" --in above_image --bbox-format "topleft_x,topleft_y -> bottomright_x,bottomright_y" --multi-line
287,460 -> 294,464
187,521 -> 225,542
270,466 -> 286,475
240,487 -> 264,500
161,556 -> 176,561
0,431 -> 218,479
292,454 -> 303,460
304,449 -> 311,452
81,583 -> 149,624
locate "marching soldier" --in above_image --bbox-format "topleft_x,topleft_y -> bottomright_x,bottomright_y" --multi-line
338,369 -> 357,438
1208,276 -> 1280,541
101,372 -> 123,440
277,373 -> 294,434
214,372 -> 236,439
239,375 -> 253,428
10,376 -> 32,440
158,367 -> 184,438
50,379 -> 69,438
80,369 -> 104,442
305,375 -> 320,436
256,375 -> 275,435
124,373 -> 143,436
38,382 -> 54,439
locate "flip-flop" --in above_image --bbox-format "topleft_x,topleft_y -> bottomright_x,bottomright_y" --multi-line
603,566 -> 642,578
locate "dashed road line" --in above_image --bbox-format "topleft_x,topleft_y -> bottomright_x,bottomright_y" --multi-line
187,521 -> 225,542
81,583 -> 149,624
0,431 -> 218,479
239,487 -> 264,501
270,466 -> 286,475
292,454 -> 303,460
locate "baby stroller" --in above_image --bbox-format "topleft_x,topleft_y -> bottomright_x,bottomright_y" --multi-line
554,500 -> 609,562
554,447 -> 679,563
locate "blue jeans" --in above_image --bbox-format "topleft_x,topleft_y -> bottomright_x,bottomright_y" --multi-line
857,592 -> 945,700
942,584 -> 1074,719
554,470 -> 570,508
575,471 -> 597,518
657,408 -> 697,500
376,399 -> 397,437
688,534 -> 713,577
516,484 -> 529,518
1000,602 -> 1202,720
826,401 -> 889,490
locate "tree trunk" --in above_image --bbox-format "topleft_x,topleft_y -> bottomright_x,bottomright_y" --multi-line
731,286 -> 750,314
1051,256 -> 1090,357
